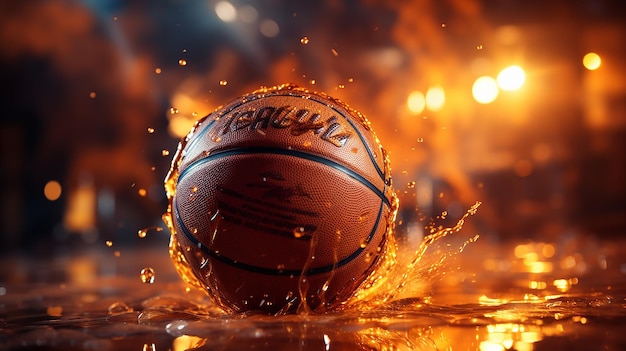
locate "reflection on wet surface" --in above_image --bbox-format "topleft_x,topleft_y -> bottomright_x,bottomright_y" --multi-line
1,229 -> 625,350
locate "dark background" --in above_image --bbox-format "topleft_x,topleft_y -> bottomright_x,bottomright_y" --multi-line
1,0 -> 625,255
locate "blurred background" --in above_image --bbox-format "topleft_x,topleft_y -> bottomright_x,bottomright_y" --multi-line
1,0 -> 625,257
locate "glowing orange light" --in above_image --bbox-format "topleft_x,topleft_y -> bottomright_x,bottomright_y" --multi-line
582,52 -> 601,70
425,86 -> 445,111
44,180 -> 62,201
64,180 -> 96,232
407,91 -> 426,114
497,66 -> 525,91
472,76 -> 499,104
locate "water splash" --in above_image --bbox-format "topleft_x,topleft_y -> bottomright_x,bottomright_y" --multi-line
343,202 -> 481,310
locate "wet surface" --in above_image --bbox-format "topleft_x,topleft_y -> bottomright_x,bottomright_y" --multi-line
1,231 -> 625,350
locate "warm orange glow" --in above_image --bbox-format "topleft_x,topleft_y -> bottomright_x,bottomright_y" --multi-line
481,323 -> 542,351
542,244 -> 555,258
168,92 -> 209,138
513,159 -> 533,177
44,180 -> 62,201
172,335 -> 205,351
529,281 -> 547,289
497,66 -> 525,91
168,114 -> 196,138
528,261 -> 553,273
407,91 -> 426,114
472,76 -> 499,104
64,180 -> 96,233
425,86 -> 445,111
582,52 -> 601,70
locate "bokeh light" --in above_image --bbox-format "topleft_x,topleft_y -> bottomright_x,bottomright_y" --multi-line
497,65 -> 525,91
407,91 -> 426,114
260,19 -> 279,37
425,86 -> 445,111
44,180 -> 62,201
472,76 -> 499,104
582,52 -> 601,70
215,1 -> 237,22
238,5 -> 258,23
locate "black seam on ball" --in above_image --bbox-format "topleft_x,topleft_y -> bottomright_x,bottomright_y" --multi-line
174,196 -> 385,276
178,147 -> 391,208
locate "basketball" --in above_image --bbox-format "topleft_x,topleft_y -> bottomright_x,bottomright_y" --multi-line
165,84 -> 397,314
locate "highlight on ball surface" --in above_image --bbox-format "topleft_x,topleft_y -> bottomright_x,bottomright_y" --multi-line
164,84 -> 398,314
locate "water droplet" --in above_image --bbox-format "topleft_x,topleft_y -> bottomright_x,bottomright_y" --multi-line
114,250 -> 121,257
105,240 -> 113,247
169,107 -> 179,114
300,36 -> 309,44
417,137 -> 424,143
162,149 -> 170,156
140,267 -> 155,284
178,59 -> 187,66
476,44 -> 483,50
138,188 -> 147,197
142,343 -> 156,351
309,79 -> 316,85
219,80 -> 228,86
407,181 -> 416,189
348,77 -> 354,83
441,23 -> 447,28
147,127 -> 155,134
277,264 -> 285,270
331,48 -> 339,57
293,227 -> 306,238
303,140 -> 312,147
155,67 -> 162,74
138,229 -> 147,238
338,84 -> 345,89
165,320 -> 188,336
108,301 -> 133,315
360,240 -> 368,249
89,91 -> 96,99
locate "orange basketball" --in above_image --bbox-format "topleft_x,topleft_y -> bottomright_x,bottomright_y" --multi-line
165,84 -> 397,314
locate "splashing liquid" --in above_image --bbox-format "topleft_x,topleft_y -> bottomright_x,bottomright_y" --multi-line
344,202 -> 481,310
161,84 -> 478,314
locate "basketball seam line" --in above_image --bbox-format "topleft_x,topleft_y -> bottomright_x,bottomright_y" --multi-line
178,147 -> 391,208
173,196 -> 385,276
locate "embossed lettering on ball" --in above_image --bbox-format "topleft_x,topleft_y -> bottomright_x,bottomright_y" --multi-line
166,84 -> 397,314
